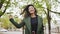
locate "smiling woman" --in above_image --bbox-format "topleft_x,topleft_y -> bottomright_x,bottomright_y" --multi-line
9,4 -> 44,34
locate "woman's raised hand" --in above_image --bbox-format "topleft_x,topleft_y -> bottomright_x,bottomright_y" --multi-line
9,15 -> 13,19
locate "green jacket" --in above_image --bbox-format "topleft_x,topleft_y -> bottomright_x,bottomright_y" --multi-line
10,15 -> 44,34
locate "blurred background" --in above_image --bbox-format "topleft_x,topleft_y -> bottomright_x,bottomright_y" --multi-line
0,0 -> 60,34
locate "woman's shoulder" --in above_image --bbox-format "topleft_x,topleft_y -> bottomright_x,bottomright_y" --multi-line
37,15 -> 43,21
23,17 -> 30,21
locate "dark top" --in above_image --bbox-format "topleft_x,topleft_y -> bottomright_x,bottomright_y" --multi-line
31,15 -> 38,34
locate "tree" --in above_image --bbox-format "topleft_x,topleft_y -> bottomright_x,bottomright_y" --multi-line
0,0 -> 10,17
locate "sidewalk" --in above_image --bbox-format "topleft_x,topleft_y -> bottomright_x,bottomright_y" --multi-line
0,31 -> 22,34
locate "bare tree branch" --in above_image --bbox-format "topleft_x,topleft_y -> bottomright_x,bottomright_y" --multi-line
47,8 -> 60,14
42,7 -> 60,14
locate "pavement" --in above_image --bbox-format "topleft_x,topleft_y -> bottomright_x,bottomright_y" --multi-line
0,31 -> 22,34
0,31 -> 60,34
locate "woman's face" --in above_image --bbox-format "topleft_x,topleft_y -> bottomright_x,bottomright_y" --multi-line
28,6 -> 35,14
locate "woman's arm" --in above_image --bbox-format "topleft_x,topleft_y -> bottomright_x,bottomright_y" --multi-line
9,18 -> 25,28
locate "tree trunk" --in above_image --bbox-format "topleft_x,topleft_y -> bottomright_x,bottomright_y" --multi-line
47,9 -> 51,34
0,3 -> 3,9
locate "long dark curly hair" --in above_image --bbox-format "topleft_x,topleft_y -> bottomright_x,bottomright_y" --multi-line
20,4 -> 37,18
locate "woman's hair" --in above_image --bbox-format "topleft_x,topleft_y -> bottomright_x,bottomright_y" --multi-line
20,4 -> 37,18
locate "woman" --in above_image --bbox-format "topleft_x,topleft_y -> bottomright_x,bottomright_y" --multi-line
9,4 -> 44,34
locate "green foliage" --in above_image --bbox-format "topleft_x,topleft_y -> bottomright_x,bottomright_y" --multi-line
5,0 -> 10,9
0,0 -> 5,3
44,0 -> 51,9
0,0 -> 10,17
43,17 -> 48,25
34,1 -> 43,8
0,14 -> 10,29
0,11 -> 3,16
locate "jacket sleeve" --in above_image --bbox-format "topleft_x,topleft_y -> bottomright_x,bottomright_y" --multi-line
9,18 -> 25,28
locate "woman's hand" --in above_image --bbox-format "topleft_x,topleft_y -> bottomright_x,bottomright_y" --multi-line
9,15 -> 13,19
